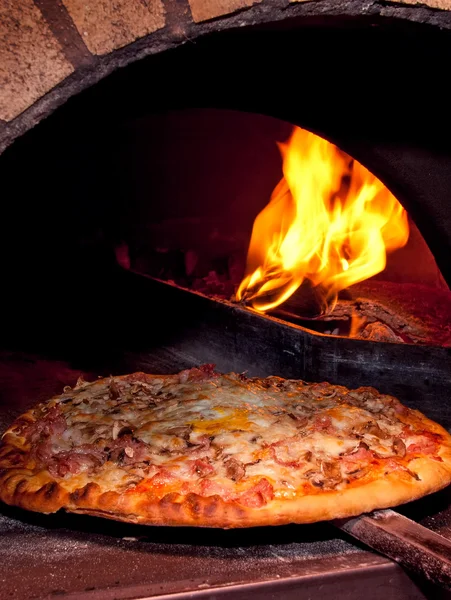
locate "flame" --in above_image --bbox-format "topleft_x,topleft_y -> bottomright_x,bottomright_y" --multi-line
236,127 -> 409,315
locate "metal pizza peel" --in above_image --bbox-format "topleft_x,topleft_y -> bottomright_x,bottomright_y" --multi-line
333,509 -> 451,589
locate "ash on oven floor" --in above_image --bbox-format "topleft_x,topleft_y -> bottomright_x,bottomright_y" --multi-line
0,504 -> 370,600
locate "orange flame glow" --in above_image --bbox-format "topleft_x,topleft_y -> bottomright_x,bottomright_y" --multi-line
236,127 -> 409,315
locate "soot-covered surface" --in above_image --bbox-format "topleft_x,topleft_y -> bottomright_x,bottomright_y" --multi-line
0,504 -> 376,600
0,350 -> 449,599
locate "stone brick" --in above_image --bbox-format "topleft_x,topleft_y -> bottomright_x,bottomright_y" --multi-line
291,0 -> 451,5
188,0 -> 262,23
385,0 -> 451,8
62,0 -> 165,56
0,0 -> 74,122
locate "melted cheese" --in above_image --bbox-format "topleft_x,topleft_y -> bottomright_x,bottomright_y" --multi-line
22,372 -> 423,498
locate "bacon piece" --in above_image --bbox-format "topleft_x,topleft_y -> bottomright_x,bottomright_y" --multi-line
108,435 -> 151,465
24,406 -> 67,443
30,438 -> 54,465
178,364 -> 217,384
237,478 -> 274,508
193,459 -> 215,477
47,445 -> 105,477
124,373 -> 156,384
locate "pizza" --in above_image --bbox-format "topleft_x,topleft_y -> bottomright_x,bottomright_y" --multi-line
1,365 -> 451,528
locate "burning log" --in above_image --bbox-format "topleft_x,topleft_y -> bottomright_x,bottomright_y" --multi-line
121,238 -> 451,347
269,280 -> 451,347
251,276 -> 449,347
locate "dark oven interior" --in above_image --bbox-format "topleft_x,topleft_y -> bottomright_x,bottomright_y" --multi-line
2,13 -> 451,600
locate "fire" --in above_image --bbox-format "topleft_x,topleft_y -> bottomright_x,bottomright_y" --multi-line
236,126 -> 409,315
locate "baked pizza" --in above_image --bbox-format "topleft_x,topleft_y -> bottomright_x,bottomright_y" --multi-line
1,365 -> 451,528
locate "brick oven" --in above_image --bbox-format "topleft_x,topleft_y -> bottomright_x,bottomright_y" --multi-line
2,1 -> 451,599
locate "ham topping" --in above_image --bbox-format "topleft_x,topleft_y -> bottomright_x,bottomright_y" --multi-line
407,432 -> 440,455
150,467 -> 174,486
108,435 -> 151,465
312,414 -> 334,433
24,406 -> 67,443
342,443 -> 375,464
198,478 -> 227,497
269,444 -> 302,468
237,478 -> 274,508
193,458 -> 215,477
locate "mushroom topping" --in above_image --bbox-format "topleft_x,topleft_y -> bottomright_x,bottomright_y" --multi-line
112,422 -> 134,440
117,426 -> 134,439
250,435 -> 262,443
393,438 -> 406,457
305,462 -> 343,490
75,376 -> 87,389
287,413 -> 308,427
347,465 -> 371,480
303,451 -> 313,462
320,460 -> 343,486
166,425 -> 192,440
112,421 -> 121,440
365,422 -> 389,439
109,379 -> 120,400
225,458 -> 246,482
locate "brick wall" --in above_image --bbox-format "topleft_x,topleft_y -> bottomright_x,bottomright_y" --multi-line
1,0 -> 451,153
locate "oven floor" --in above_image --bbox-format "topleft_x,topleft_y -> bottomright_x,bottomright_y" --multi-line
0,350 -> 450,600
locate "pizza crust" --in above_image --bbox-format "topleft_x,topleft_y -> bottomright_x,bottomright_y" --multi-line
1,371 -> 451,528
1,453 -> 450,528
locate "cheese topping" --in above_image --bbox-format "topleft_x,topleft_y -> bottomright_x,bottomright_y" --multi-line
4,369 -> 442,505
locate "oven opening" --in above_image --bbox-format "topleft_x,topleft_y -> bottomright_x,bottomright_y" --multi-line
115,108 -> 450,348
